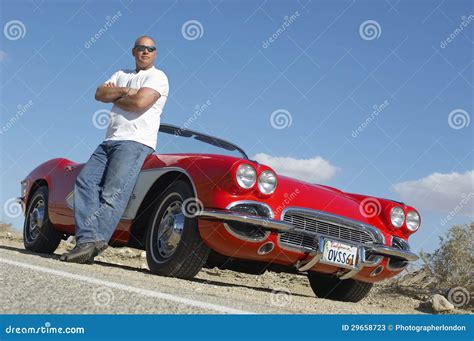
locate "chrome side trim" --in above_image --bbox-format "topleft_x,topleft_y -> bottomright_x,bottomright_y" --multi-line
196,210 -> 294,232
122,167 -> 197,219
65,191 -> 74,210
62,167 -> 198,220
281,206 -> 385,244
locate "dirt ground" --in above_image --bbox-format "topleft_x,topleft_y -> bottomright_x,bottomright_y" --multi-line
0,229 -> 471,314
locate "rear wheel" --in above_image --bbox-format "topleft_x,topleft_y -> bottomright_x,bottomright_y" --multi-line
145,180 -> 210,279
307,271 -> 373,302
23,186 -> 62,254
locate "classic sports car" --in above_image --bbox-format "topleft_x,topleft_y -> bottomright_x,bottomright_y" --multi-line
18,124 -> 420,302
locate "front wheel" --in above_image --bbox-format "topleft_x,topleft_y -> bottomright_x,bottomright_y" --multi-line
307,271 -> 373,302
23,186 -> 62,254
145,180 -> 210,279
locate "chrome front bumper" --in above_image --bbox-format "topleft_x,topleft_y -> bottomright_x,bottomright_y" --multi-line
197,209 -> 294,232
16,196 -> 26,215
197,209 -> 419,265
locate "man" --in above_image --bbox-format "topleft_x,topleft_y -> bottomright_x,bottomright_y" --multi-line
60,36 -> 169,264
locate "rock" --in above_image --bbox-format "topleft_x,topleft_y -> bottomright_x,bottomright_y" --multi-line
430,294 -> 455,312
140,251 -> 146,258
118,248 -> 134,257
6,232 -> 12,238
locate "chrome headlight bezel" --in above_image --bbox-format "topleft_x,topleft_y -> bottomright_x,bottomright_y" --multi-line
406,210 -> 420,231
235,164 -> 257,189
390,206 -> 405,228
257,170 -> 277,195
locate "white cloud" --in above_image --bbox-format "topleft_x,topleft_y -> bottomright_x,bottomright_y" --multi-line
392,170 -> 474,217
252,153 -> 339,183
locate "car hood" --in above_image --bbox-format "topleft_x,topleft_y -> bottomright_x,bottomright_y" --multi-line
270,175 -> 379,227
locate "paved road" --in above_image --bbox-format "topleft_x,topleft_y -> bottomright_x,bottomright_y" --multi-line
0,240 -> 424,314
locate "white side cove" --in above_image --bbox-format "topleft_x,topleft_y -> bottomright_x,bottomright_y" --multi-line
65,167 -> 197,220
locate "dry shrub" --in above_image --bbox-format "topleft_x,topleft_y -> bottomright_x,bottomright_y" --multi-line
421,222 -> 473,299
0,221 -> 14,233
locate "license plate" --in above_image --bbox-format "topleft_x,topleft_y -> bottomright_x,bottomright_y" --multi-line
322,239 -> 358,269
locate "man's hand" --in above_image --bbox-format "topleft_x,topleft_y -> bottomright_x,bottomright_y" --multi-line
95,83 -> 131,103
113,87 -> 161,112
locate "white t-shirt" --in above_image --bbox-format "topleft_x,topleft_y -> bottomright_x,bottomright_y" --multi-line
103,66 -> 169,150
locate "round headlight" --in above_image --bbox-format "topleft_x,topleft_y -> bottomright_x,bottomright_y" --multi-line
258,170 -> 277,194
236,164 -> 256,189
406,211 -> 420,231
390,206 -> 405,228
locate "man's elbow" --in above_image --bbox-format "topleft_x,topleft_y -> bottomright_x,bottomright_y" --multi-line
95,88 -> 110,103
134,98 -> 152,111
95,88 -> 104,102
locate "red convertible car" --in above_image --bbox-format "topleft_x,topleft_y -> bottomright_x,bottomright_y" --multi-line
18,124 -> 420,302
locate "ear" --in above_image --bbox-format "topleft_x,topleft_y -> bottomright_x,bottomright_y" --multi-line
131,47 -> 136,58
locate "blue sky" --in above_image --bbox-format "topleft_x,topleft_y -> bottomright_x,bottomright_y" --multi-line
1,0 -> 472,253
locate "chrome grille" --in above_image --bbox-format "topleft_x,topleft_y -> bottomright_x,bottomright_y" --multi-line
280,209 -> 377,251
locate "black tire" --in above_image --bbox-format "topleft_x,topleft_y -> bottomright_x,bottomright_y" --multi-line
145,180 -> 210,279
23,186 -> 62,254
307,271 -> 373,302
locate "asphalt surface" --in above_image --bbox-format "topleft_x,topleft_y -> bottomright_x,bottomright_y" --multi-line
0,237 -> 428,314
1,245 -> 262,314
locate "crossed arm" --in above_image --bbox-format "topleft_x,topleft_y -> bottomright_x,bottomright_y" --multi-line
95,83 -> 161,112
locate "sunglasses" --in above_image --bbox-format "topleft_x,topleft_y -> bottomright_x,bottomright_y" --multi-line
134,45 -> 157,52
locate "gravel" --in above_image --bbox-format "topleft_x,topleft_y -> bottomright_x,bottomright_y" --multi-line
0,231 -> 467,314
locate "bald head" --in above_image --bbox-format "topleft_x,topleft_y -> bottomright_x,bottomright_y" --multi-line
134,35 -> 156,47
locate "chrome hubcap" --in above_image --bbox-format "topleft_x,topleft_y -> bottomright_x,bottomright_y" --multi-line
28,199 -> 45,241
156,200 -> 184,258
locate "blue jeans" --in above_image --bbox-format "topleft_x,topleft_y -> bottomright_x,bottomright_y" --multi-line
73,140 -> 153,245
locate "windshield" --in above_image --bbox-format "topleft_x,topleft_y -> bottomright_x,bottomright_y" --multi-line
156,124 -> 248,159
